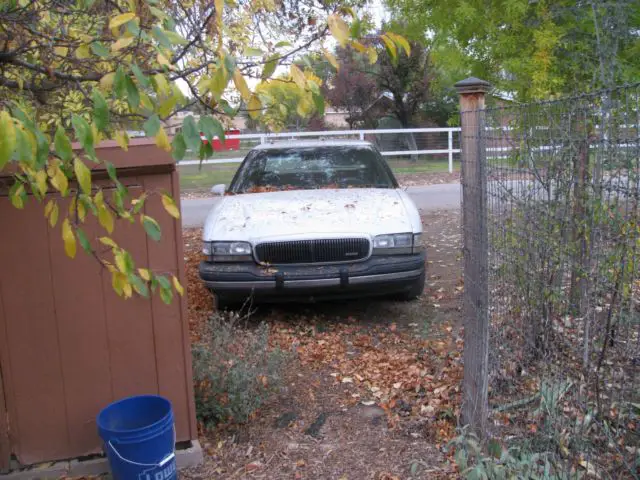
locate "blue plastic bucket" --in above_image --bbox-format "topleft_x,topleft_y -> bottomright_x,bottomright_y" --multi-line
97,395 -> 177,480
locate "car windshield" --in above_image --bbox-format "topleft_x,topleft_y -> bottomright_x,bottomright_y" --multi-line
229,146 -> 397,193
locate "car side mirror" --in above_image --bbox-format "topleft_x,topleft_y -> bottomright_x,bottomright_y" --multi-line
211,184 -> 226,196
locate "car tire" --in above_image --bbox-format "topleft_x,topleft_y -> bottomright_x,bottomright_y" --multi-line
400,271 -> 426,301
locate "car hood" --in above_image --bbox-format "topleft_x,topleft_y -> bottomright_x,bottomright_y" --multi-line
203,188 -> 421,242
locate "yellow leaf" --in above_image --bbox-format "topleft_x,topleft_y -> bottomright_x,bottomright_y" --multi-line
385,32 -> 411,56
49,165 -> 69,196
99,236 -> 117,248
115,130 -> 129,151
112,36 -> 135,52
109,12 -> 137,29
155,127 -> 171,153
154,74 -> 170,94
100,72 -> 116,92
49,202 -> 59,227
232,70 -> 251,102
215,0 -> 224,21
323,49 -> 339,70
10,184 -> 24,209
172,275 -> 184,296
98,205 -> 114,234
75,44 -> 91,59
62,218 -> 76,258
115,250 -> 127,273
111,271 -> 126,296
122,280 -> 133,298
161,193 -> 180,219
35,170 -> 48,196
380,34 -> 397,60
289,64 -> 306,89
247,95 -> 262,120
77,200 -> 86,222
74,158 -> 92,194
328,14 -> 350,46
0,110 -> 16,168
156,52 -> 171,68
367,47 -> 378,64
351,41 -> 367,53
44,199 -> 54,218
138,268 -> 151,281
54,46 -> 68,57
68,196 -> 76,216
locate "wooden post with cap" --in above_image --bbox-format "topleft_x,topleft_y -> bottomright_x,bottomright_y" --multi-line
455,77 -> 491,436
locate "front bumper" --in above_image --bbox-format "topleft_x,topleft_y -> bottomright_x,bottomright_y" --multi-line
199,252 -> 426,302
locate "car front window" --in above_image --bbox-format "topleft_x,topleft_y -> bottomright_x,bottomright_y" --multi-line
229,146 -> 397,193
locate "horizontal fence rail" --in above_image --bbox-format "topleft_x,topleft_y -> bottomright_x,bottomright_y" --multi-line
175,127 -> 462,173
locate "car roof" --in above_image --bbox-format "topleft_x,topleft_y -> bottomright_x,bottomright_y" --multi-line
252,139 -> 373,150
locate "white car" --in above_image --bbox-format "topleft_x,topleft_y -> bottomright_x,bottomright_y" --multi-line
199,140 -> 425,308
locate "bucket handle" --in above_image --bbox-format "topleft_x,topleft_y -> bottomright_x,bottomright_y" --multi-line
106,427 -> 176,468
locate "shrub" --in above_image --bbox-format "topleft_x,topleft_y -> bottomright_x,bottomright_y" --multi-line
192,312 -> 290,427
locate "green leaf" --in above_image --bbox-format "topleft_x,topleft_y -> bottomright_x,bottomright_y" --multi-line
142,215 -> 161,241
143,114 -> 161,137
92,90 -> 109,132
130,274 -> 150,297
130,63 -> 150,88
71,115 -> 95,157
125,76 -> 140,109
0,110 -> 16,168
156,275 -> 171,290
198,116 -> 225,144
171,132 -> 186,161
34,129 -> 49,168
105,161 -> 117,182
90,42 -> 110,58
223,54 -> 236,74
313,93 -> 325,116
114,66 -> 127,98
159,285 -> 173,304
262,56 -> 278,80
15,127 -> 32,164
487,439 -> 503,459
152,26 -> 172,49
243,47 -> 263,57
54,127 -> 72,162
76,228 -> 92,253
274,41 -> 291,49
164,30 -> 187,45
181,115 -> 202,152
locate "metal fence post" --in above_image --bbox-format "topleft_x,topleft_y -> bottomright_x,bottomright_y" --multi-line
455,77 -> 491,436
448,130 -> 453,173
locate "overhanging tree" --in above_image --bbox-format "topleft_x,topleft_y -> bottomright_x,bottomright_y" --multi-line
0,0 -> 408,301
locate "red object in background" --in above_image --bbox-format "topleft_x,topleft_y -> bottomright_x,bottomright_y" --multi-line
200,129 -> 240,151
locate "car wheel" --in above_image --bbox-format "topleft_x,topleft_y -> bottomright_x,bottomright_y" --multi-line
400,271 -> 426,301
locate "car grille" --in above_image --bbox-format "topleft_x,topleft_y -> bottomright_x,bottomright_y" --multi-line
255,238 -> 370,264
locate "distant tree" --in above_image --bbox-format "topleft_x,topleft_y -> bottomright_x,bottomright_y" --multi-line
325,47 -> 379,129
386,0 -> 640,99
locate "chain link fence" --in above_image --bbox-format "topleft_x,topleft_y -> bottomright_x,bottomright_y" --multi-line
463,84 -> 640,477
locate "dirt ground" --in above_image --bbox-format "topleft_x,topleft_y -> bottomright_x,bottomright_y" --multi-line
182,209 -> 463,480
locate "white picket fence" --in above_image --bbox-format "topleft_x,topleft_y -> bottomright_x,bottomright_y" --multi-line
176,127 -> 462,173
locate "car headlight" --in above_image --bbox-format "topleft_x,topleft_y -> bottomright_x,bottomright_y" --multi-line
203,241 -> 253,262
373,233 -> 423,254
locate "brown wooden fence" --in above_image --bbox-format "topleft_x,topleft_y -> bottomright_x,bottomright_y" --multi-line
0,139 -> 196,470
